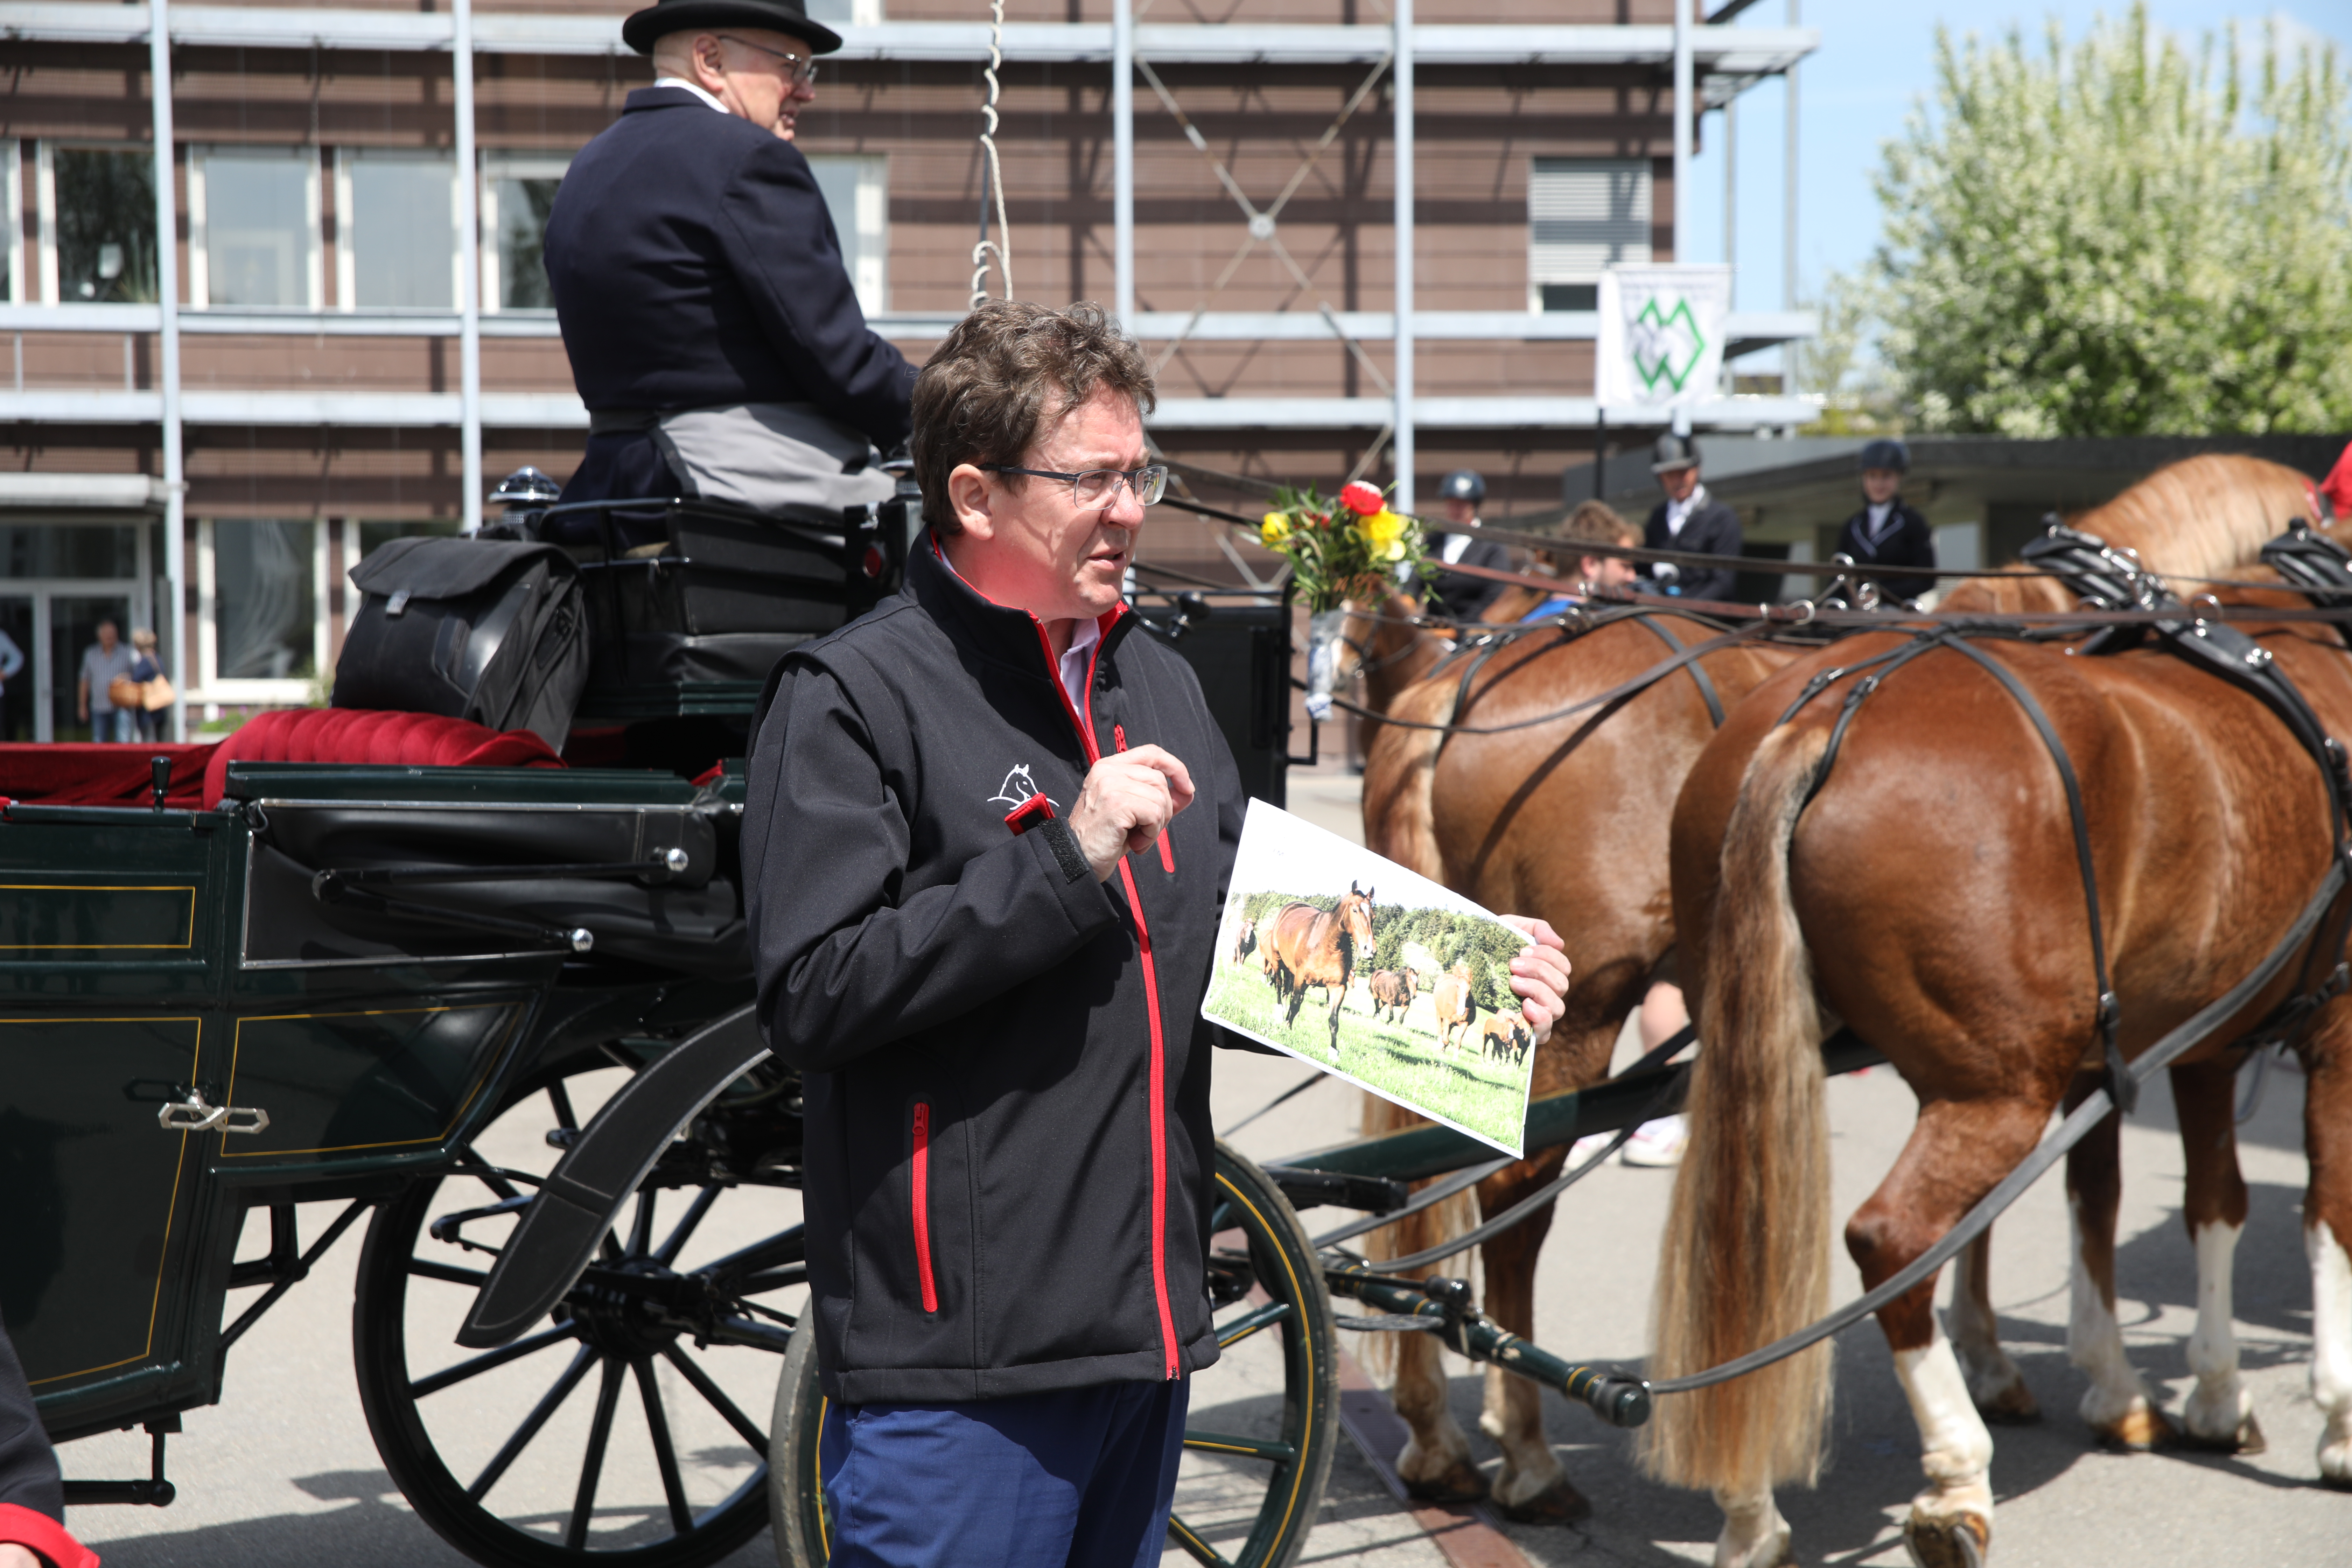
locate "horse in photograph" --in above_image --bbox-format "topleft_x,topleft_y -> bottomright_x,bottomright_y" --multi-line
1651,575 -> 2352,1565
1432,962 -> 1479,1054
1228,914 -> 1256,965
1347,453 -> 2326,1522
1478,1009 -> 1531,1066
1368,968 -> 1417,1027
1264,883 -> 1379,1058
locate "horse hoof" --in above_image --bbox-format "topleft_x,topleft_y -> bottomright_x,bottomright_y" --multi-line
1900,1511 -> 1988,1568
1496,1477 -> 1591,1525
2091,1404 -> 2178,1452
1974,1381 -> 2042,1426
2179,1412 -> 2266,1456
1402,1460 -> 1490,1505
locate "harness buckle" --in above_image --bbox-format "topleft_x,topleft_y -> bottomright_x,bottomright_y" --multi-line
2097,990 -> 2135,1115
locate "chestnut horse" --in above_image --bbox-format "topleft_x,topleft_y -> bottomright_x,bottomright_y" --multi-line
1338,454 -> 2326,1522
1651,578 -> 2352,1561
1432,961 -> 1479,1054
1368,968 -> 1416,1026
1264,882 -> 1378,1058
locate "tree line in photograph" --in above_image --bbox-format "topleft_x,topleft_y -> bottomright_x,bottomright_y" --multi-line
1235,890 -> 1523,1011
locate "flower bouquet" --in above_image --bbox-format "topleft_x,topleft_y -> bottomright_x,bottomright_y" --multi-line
1256,481 -> 1431,720
1256,480 -> 1429,614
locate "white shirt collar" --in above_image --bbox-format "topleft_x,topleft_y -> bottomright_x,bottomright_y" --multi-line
654,76 -> 732,115
1441,527 -> 1476,565
1664,483 -> 1708,536
1864,499 -> 1897,545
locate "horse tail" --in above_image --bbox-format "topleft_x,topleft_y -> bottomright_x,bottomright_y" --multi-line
1356,1091 -> 1480,1379
1642,722 -> 1835,1498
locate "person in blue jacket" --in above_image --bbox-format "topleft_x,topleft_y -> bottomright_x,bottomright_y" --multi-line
1832,438 -> 1939,603
542,0 -> 917,540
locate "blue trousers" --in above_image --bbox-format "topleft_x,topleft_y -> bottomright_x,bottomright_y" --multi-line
821,1377 -> 1189,1568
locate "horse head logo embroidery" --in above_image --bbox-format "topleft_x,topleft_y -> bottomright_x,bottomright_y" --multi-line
988,763 -> 1057,813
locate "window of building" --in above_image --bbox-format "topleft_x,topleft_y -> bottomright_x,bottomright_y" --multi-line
481,155 -> 569,312
2,143 -> 20,303
200,519 -> 321,700
807,0 -> 884,23
40,145 -> 159,304
807,154 -> 887,316
339,150 -> 457,310
192,147 -> 320,309
1529,158 -> 1651,312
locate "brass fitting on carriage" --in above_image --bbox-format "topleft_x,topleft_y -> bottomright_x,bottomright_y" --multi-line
1324,1261 -> 1653,1429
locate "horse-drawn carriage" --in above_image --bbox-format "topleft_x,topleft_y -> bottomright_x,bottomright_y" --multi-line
11,451 -> 2352,1568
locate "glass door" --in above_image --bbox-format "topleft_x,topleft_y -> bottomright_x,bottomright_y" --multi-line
0,597 -> 29,743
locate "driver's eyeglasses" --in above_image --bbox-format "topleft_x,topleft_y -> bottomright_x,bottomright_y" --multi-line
717,35 -> 819,86
980,464 -> 1169,509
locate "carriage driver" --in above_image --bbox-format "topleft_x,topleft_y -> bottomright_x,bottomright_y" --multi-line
746,300 -> 1572,1566
540,0 -> 917,540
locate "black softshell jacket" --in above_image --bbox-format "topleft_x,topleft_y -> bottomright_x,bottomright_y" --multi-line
744,539 -> 1246,1404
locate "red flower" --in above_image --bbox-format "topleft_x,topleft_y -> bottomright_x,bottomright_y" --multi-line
1339,481 -> 1385,517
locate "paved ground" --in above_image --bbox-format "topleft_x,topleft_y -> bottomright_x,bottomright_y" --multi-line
66,767 -> 2351,1566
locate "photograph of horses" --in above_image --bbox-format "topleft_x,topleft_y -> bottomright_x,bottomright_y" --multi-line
1203,802 -> 1536,1155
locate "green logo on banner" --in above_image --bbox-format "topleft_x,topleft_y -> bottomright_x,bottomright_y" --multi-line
1631,295 -> 1707,394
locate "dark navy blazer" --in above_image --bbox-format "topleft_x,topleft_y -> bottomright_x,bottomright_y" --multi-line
544,86 -> 917,453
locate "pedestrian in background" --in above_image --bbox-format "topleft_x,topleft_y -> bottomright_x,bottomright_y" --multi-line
1833,438 -> 1938,603
1641,434 -> 1742,602
76,619 -> 135,743
128,628 -> 170,742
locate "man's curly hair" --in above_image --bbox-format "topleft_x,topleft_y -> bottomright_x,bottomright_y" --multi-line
910,300 -> 1157,534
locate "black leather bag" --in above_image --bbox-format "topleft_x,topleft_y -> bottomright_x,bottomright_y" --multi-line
335,537 -> 589,749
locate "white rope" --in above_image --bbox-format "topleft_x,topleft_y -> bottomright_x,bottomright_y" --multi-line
968,0 -> 1012,308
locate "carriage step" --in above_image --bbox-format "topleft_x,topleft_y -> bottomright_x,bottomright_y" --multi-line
62,1419 -> 176,1507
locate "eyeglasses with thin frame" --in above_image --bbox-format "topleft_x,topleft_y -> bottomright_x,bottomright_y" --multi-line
716,35 -> 820,87
980,463 -> 1169,510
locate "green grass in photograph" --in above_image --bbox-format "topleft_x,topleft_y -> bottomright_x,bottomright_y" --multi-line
1204,959 -> 1531,1149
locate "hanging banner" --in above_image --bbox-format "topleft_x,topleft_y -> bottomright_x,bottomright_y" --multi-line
1594,265 -> 1733,413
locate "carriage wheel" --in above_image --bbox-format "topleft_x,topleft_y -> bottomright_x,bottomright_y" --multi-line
768,1142 -> 1339,1568
354,1057 -> 805,1568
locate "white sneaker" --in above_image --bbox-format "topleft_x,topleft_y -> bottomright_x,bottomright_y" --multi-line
1568,1132 -> 1614,1166
1619,1114 -> 1688,1168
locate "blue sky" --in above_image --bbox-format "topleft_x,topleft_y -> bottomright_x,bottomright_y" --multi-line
1689,2 -> 2352,346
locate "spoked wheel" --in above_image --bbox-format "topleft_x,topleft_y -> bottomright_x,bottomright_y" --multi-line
355,1056 -> 806,1568
768,1142 -> 1338,1568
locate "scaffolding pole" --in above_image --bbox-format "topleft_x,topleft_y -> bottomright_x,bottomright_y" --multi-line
454,0 -> 483,529
1391,0 -> 1413,513
150,0 -> 186,738
1113,0 -> 1134,329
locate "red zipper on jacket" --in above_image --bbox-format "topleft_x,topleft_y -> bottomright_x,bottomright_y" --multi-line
910,1100 -> 939,1314
1114,722 -> 1176,874
1031,613 -> 1180,1380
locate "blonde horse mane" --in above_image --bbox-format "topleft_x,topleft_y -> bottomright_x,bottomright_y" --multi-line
2050,453 -> 2320,581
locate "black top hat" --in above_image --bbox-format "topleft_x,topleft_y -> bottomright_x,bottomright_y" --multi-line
622,0 -> 844,57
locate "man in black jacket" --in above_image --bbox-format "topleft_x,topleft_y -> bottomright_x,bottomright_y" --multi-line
542,0 -> 917,537
0,1323 -> 95,1568
1832,438 -> 1938,602
745,301 -> 1569,1565
1641,434 -> 1743,602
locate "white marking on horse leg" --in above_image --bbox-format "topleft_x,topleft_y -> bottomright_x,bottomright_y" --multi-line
1478,1365 -> 1566,1507
1891,1335 -> 1996,1536
2067,1194 -> 2163,1439
1945,1238 -> 2032,1418
1708,1484 -> 1791,1568
2182,1219 -> 2255,1445
2309,1222 -> 2352,1484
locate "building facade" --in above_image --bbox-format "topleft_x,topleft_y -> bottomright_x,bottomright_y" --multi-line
0,0 -> 1813,738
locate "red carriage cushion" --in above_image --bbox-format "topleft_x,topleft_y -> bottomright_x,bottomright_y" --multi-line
199,708 -> 564,807
0,709 -> 564,812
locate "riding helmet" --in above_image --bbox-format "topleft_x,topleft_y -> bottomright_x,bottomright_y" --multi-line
1858,438 -> 1911,474
1650,433 -> 1701,473
1436,469 -> 1486,504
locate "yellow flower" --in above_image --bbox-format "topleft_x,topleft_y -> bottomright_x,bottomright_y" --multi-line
1261,511 -> 1292,547
1362,509 -> 1406,545
1382,537 -> 1407,562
